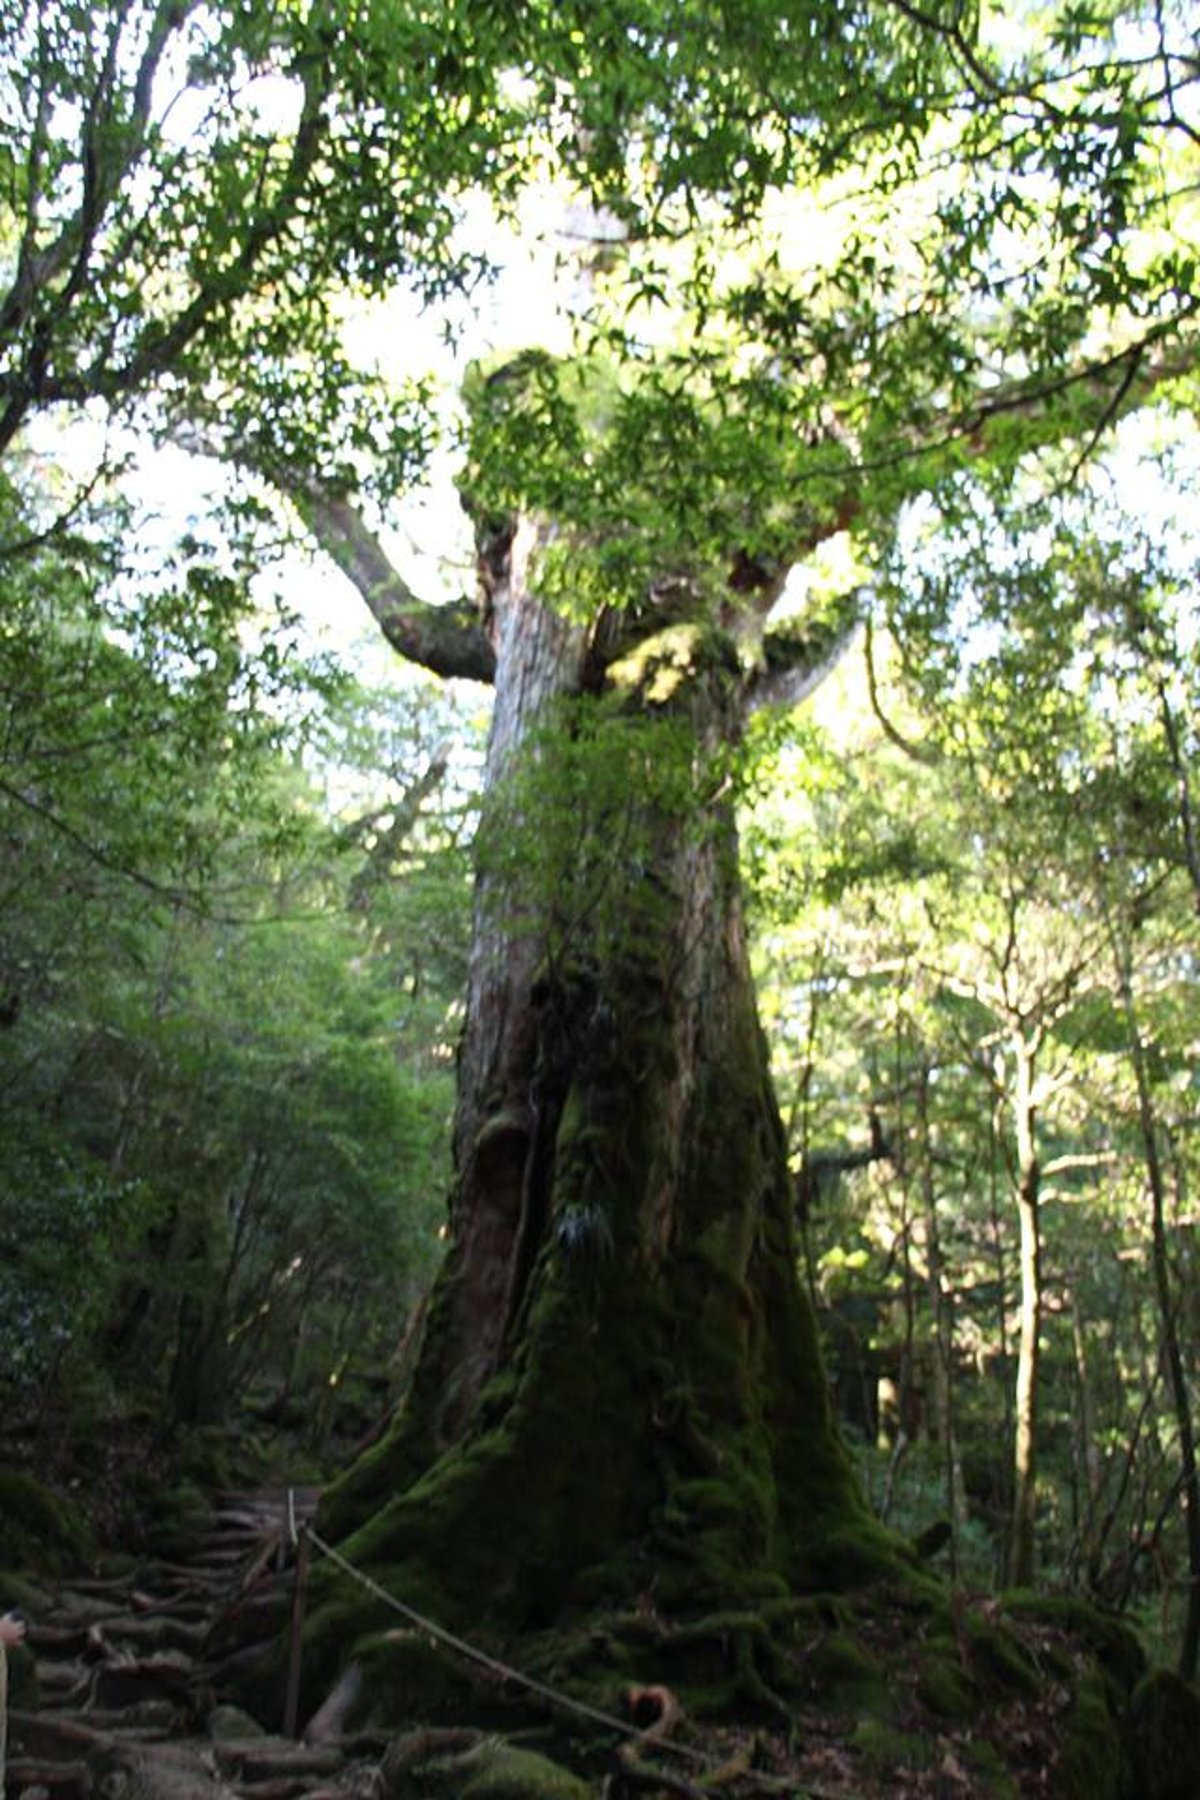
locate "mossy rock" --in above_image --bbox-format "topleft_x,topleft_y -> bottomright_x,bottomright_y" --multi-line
207,1704 -> 271,1741
458,1741 -> 595,1799
141,1479 -> 216,1555
851,1717 -> 934,1777
959,1736 -> 1019,1799
382,1732 -> 594,1799
175,1429 -> 238,1491
355,1628 -> 494,1727
0,1572 -> 54,1615
801,1515 -> 918,1591
964,1616 -> 1040,1697
791,1593 -> 851,1629
0,1465 -> 91,1571
1126,1665 -> 1200,1800
914,1638 -> 978,1721
1002,1592 -> 1146,1696
802,1629 -> 887,1709
1052,1668 -> 1129,1800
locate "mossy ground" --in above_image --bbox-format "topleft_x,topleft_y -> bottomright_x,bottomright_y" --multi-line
0,1464 -> 92,1573
273,1559 -> 1186,1799
3,1414 -> 1194,1797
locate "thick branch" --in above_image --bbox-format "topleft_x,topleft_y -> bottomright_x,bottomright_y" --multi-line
171,425 -> 496,685
294,484 -> 495,684
743,589 -> 861,716
744,626 -> 857,715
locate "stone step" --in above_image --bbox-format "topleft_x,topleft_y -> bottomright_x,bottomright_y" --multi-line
9,1482 -> 356,1800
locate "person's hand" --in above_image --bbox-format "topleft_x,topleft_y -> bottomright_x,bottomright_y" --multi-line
0,1610 -> 27,1648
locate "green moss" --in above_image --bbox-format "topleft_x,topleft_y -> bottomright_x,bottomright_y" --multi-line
852,1717 -> 934,1776
798,1515 -> 916,1591
385,1734 -> 594,1799
607,622 -> 739,705
174,1426 -> 241,1490
141,1477 -> 216,1555
0,1572 -> 53,1614
964,1616 -> 1040,1697
776,1594 -> 850,1636
458,1742 -> 595,1799
1001,1592 -> 1146,1696
1052,1669 -> 1127,1800
801,1630 -> 889,1716
0,1465 -> 90,1571
1127,1666 -> 1200,1800
355,1630 -> 488,1727
959,1737 -> 1019,1799
915,1640 -> 977,1721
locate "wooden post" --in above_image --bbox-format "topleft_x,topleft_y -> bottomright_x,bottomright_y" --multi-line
283,1512 -> 311,1739
1,1636 -> 8,1800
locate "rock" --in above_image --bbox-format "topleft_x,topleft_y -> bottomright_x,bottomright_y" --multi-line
1127,1665 -> 1200,1800
380,1731 -> 593,1800
207,1706 -> 270,1742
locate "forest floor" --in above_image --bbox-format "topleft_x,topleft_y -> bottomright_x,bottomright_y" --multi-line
3,1478 -> 1149,1800
6,1487 -> 386,1800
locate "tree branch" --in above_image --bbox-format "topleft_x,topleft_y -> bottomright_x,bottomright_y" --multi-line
0,0 -> 192,328
67,49 -> 330,404
290,484 -> 495,684
171,423 -> 496,685
0,0 -> 203,450
862,610 -> 940,765
743,589 -> 861,716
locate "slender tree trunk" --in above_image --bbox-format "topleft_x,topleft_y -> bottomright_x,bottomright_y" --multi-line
1068,1271 -> 1101,1582
916,1066 -> 968,1566
317,524 -> 881,1643
1008,1034 -> 1042,1588
1114,934 -> 1200,1680
880,1201 -> 915,1524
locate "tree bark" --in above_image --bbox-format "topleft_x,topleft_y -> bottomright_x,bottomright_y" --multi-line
1007,1033 -> 1042,1588
916,1065 -> 969,1563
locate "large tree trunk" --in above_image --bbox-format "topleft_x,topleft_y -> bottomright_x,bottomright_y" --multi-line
314,523 -> 886,1652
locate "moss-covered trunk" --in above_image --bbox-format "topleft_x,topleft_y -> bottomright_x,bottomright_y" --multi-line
314,525 -> 886,1665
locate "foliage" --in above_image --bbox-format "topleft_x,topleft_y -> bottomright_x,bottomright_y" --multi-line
454,1 -> 1199,640
741,430 -> 1200,1660
0,477 -> 470,1463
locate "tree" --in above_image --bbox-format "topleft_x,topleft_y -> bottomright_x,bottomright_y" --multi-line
6,0 -> 1200,1750
293,0 -> 1198,1651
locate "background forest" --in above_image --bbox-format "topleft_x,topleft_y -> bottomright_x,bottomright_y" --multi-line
1,0 -> 1198,1722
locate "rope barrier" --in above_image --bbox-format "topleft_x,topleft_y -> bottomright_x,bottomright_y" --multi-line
301,1522 -> 715,1770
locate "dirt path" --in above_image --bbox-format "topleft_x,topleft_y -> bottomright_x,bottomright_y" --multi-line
7,1489 -> 382,1800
